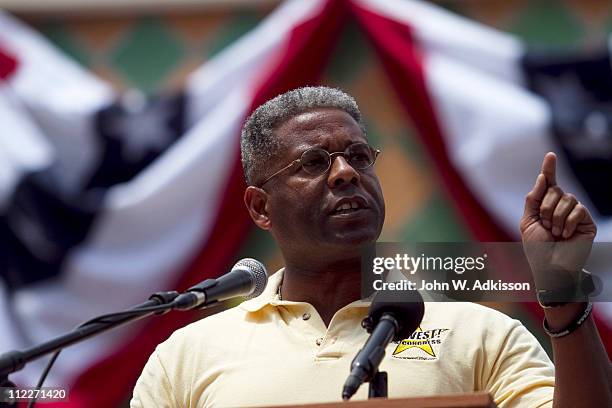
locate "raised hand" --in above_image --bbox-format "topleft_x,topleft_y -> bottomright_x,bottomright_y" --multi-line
520,152 -> 596,280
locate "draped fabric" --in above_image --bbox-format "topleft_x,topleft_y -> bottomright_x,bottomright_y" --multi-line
0,1 -> 609,406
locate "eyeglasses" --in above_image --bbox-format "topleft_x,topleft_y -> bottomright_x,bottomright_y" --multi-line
259,142 -> 380,187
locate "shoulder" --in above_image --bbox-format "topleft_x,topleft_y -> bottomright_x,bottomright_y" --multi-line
147,306 -> 252,386
160,305 -> 249,352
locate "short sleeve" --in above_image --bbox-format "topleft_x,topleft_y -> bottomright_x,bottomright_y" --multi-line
485,321 -> 554,408
130,348 -> 179,408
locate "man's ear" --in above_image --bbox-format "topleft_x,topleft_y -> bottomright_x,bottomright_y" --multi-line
244,186 -> 272,230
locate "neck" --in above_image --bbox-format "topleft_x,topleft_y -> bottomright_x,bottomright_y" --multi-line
280,256 -> 362,326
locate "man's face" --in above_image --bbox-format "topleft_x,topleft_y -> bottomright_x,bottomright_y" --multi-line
262,108 -> 385,257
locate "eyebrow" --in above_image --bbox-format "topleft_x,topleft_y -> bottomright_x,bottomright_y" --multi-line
296,140 -> 367,152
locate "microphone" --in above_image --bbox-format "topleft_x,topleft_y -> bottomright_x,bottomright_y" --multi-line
173,258 -> 268,310
342,290 -> 424,400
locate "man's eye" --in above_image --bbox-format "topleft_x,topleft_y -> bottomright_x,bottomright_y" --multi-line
303,157 -> 328,170
350,153 -> 371,166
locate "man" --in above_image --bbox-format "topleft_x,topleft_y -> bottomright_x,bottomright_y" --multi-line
131,87 -> 611,407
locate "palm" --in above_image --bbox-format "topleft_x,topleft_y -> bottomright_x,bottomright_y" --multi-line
521,217 -> 594,243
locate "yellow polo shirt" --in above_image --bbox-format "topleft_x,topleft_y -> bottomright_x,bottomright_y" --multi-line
131,270 -> 554,407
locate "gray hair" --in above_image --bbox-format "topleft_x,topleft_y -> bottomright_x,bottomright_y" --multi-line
240,86 -> 366,186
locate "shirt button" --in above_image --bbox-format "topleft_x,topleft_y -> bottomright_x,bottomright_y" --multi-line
316,337 -> 323,346
302,313 -> 311,321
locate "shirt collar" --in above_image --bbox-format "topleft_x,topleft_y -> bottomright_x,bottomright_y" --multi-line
239,268 -> 284,312
239,268 -> 371,313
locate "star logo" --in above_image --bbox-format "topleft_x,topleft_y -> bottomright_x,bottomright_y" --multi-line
392,327 -> 449,360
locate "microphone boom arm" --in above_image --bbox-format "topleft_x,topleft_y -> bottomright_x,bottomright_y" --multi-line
0,291 -> 179,378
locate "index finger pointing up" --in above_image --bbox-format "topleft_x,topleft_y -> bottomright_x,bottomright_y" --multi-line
541,152 -> 557,187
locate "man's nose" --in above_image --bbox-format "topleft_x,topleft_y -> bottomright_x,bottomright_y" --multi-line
327,155 -> 360,188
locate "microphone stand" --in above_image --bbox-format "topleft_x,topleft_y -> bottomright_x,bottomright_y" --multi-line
0,377 -> 17,408
362,315 -> 389,399
0,291 -> 179,407
368,371 -> 388,398
343,289 -> 424,401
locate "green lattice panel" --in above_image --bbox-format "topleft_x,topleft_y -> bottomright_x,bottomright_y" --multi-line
400,193 -> 470,242
204,11 -> 265,58
508,0 -> 586,48
324,19 -> 371,86
38,22 -> 90,67
110,18 -> 185,92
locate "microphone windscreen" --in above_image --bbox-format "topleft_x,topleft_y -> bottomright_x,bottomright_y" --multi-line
368,290 -> 424,340
234,258 -> 268,298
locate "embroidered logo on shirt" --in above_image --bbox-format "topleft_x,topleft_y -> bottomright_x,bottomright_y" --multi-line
391,327 -> 450,361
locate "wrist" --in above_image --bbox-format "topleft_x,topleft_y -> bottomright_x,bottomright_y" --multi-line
543,301 -> 592,338
543,302 -> 585,331
536,268 -> 594,308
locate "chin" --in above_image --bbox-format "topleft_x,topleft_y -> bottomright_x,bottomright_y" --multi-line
328,230 -> 379,250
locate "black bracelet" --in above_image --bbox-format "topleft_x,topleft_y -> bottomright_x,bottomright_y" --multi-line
536,269 -> 594,308
543,302 -> 593,338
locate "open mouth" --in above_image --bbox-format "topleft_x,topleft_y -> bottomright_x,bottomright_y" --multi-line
333,200 -> 366,215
